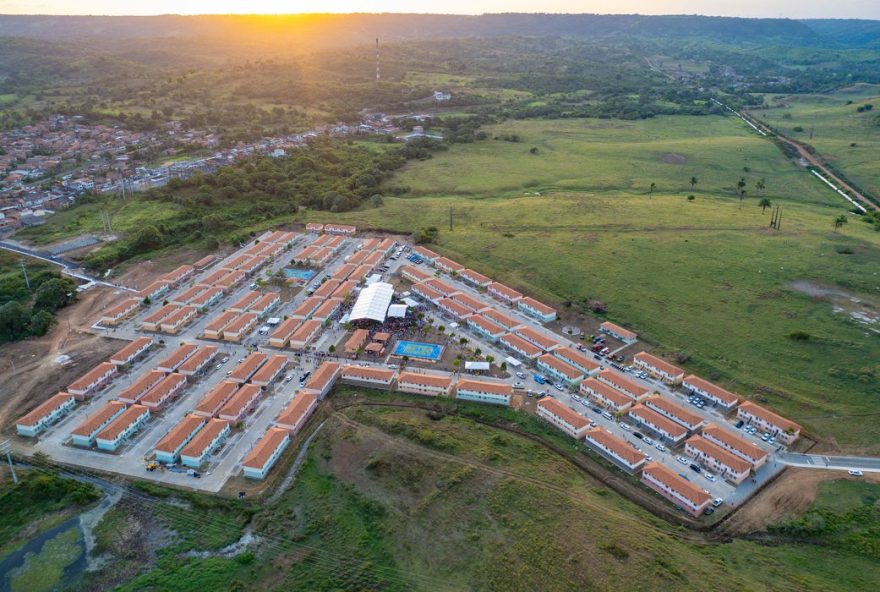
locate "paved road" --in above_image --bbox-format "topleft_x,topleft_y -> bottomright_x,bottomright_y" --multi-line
778,453 -> 880,473
0,240 -> 135,292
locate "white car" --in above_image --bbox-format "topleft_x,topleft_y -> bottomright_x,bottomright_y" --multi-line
848,469 -> 864,477
705,473 -> 716,482
515,372 -> 526,379
619,423 -> 632,431
655,443 -> 667,452
712,498 -> 724,507
643,437 -> 655,446
676,456 -> 689,465
387,364 -> 399,369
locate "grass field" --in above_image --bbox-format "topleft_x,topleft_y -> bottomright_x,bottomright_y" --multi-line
391,116 -> 839,206
308,116 -> 880,451
103,399 -> 880,591
753,84 -> 880,198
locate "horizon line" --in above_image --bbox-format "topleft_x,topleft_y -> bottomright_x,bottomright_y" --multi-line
0,12 -> 876,21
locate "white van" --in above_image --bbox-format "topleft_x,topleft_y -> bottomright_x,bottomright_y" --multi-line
601,410 -> 613,421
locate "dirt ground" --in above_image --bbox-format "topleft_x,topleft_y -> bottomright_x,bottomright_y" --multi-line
722,468 -> 880,535
0,287 -> 127,433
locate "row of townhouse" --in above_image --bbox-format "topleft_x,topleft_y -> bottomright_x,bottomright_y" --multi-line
68,362 -> 118,399
627,404 -> 689,444
179,419 -> 230,468
154,414 -> 206,464
626,352 -> 800,445
95,404 -> 152,452
536,397 -> 589,439
636,351 -> 800,444
241,366 -> 332,479
584,427 -> 647,473
599,321 -> 638,344
633,352 -> 685,385
100,297 -> 141,326
16,392 -> 77,437
109,336 -> 153,367
411,251 -> 558,322
537,354 -> 585,388
641,462 -> 712,517
684,435 -> 752,484
580,377 -> 636,414
736,401 -> 802,445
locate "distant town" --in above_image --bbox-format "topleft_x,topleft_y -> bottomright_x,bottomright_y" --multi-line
0,108 -> 447,233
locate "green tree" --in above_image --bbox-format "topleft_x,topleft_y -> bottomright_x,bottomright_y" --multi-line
759,197 -> 771,213
29,310 -> 54,336
648,182 -> 656,197
689,176 -> 697,190
34,278 -> 76,312
0,301 -> 31,341
834,215 -> 848,229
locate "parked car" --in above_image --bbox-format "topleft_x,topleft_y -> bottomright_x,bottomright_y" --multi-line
704,507 -> 715,516
619,422 -> 632,431
633,432 -> 644,440
735,420 -> 744,429
705,473 -> 716,482
848,469 -> 864,477
712,498 -> 724,507
591,407 -> 602,414
655,443 -> 667,452
643,437 -> 655,446
515,371 -> 526,379
689,464 -> 702,473
677,456 -> 690,465
554,383 -> 565,392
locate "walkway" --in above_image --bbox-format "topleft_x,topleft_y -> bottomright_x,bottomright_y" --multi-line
778,452 -> 880,473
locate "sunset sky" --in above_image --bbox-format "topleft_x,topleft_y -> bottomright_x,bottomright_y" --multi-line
1,0 -> 878,19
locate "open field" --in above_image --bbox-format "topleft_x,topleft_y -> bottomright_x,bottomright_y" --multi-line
86,399 -> 880,591
307,116 -> 880,451
753,84 -> 880,198
391,116 -> 838,206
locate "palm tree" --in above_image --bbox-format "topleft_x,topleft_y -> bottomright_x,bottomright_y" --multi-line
689,176 -> 698,191
649,182 -> 656,197
834,215 -> 848,229
759,197 -> 771,213
737,177 -> 747,208
756,178 -> 766,196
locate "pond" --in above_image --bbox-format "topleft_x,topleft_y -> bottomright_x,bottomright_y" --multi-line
0,517 -> 85,592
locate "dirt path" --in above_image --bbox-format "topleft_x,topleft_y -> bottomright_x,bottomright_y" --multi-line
742,110 -> 879,212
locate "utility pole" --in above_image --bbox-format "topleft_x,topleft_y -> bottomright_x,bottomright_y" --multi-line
19,259 -> 30,290
776,206 -> 782,231
1,440 -> 18,485
375,38 -> 380,83
449,207 -> 453,232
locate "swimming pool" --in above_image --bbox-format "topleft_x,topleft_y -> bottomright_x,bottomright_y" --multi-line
283,268 -> 317,282
391,340 -> 444,361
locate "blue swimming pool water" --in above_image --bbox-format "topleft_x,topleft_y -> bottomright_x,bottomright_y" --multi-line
391,340 -> 444,361
283,268 -> 317,281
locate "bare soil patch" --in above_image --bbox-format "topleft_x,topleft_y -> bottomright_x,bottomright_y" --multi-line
0,292 -> 126,432
722,468 -> 880,535
660,152 -> 688,165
